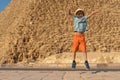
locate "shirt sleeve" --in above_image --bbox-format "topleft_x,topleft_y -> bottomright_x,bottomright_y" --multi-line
81,16 -> 87,22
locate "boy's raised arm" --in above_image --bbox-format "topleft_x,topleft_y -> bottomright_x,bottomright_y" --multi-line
87,9 -> 99,18
68,6 -> 74,17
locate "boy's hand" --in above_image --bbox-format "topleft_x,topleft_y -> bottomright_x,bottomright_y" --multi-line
67,5 -> 75,10
67,5 -> 76,16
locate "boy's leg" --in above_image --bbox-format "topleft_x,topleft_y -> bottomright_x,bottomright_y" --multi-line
72,52 -> 76,68
72,35 -> 79,68
73,52 -> 76,61
83,51 -> 87,61
79,37 -> 88,61
79,35 -> 90,70
83,51 -> 90,70
80,47 -> 90,70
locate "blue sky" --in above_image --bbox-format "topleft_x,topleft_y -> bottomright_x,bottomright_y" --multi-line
0,0 -> 11,12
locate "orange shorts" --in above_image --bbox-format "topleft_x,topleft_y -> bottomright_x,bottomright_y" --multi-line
72,33 -> 86,52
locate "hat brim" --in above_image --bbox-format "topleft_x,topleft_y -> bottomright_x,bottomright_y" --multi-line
74,9 -> 84,15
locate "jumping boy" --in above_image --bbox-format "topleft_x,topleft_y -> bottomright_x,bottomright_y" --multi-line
68,7 -> 99,69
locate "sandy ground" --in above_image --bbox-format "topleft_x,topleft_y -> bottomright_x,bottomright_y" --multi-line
0,70 -> 120,80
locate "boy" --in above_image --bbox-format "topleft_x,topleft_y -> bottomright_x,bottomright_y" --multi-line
68,7 -> 99,69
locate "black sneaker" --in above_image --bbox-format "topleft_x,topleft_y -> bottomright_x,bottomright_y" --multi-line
72,60 -> 76,68
84,61 -> 90,70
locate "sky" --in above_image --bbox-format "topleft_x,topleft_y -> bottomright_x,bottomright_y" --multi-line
0,0 -> 11,12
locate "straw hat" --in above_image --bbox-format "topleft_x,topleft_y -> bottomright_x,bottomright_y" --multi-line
74,8 -> 84,15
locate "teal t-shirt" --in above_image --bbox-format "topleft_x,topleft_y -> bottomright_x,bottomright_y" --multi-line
74,16 -> 88,32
